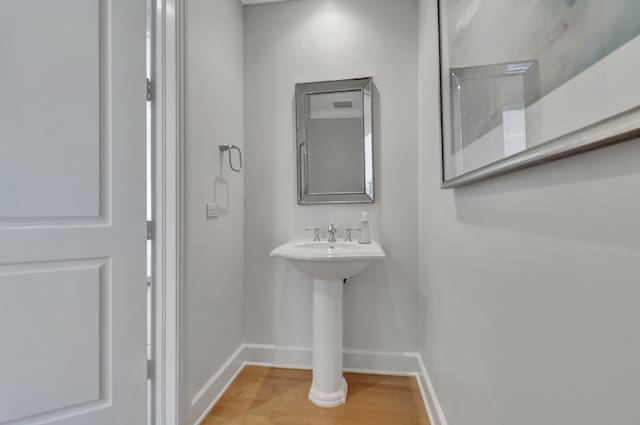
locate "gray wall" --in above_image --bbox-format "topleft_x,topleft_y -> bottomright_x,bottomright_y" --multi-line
184,0 -> 244,423
418,1 -> 640,424
243,0 -> 420,352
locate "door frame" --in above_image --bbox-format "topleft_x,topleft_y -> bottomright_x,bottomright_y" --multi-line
150,0 -> 185,424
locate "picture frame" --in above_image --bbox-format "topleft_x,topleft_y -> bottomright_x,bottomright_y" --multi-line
437,0 -> 640,188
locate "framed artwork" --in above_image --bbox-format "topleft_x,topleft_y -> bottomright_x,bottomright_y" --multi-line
438,0 -> 640,188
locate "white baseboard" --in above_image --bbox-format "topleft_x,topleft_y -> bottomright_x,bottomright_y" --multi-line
415,354 -> 449,425
243,343 -> 422,376
190,343 -> 448,425
243,343 -> 312,370
343,347 -> 424,376
190,344 -> 247,425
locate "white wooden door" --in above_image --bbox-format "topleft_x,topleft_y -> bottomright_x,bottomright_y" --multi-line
0,0 -> 147,424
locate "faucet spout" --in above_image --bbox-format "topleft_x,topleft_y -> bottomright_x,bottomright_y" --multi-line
327,223 -> 337,243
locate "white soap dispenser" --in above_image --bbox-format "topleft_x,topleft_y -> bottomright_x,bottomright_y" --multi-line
359,212 -> 372,244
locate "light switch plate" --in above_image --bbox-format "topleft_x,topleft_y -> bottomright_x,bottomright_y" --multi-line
206,203 -> 218,219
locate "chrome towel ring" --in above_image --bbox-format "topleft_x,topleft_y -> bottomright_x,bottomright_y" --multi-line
219,144 -> 243,172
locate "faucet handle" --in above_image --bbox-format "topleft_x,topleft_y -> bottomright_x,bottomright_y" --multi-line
305,226 -> 321,242
344,227 -> 361,242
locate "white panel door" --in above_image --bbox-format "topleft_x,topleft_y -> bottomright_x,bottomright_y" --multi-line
0,0 -> 147,424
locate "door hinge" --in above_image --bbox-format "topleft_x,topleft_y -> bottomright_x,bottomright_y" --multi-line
146,78 -> 153,101
147,220 -> 153,240
147,359 -> 154,380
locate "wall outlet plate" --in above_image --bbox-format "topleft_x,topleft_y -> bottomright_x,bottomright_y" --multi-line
206,203 -> 218,219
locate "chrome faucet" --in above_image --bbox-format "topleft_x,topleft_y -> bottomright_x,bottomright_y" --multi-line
344,227 -> 360,242
327,223 -> 337,243
305,226 -> 321,242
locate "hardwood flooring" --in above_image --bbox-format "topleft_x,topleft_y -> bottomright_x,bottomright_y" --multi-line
202,366 -> 430,425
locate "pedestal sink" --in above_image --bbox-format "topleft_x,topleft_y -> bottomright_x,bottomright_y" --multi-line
270,240 -> 386,408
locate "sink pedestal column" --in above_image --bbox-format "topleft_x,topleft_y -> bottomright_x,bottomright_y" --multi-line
309,279 -> 348,408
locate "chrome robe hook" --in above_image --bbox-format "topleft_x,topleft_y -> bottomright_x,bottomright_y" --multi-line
219,144 -> 243,172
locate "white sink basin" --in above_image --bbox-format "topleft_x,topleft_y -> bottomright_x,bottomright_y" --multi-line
270,239 -> 385,408
270,240 -> 386,281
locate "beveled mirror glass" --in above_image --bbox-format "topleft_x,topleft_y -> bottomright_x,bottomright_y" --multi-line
295,77 -> 374,204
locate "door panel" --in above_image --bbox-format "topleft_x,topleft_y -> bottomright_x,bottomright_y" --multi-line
0,0 -> 102,221
0,260 -> 106,423
0,0 -> 147,424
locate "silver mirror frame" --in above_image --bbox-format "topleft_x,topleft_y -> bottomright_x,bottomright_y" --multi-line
295,77 -> 375,205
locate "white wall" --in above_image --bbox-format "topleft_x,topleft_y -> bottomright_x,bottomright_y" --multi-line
183,0 -> 244,423
418,1 -> 640,425
243,0 -> 420,352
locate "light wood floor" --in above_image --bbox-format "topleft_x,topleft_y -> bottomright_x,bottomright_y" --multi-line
202,366 -> 430,425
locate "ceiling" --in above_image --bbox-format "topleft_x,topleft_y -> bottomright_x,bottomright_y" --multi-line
241,0 -> 292,5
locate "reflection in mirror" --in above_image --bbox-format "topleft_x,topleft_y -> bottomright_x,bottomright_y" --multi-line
308,91 -> 364,194
296,78 -> 374,204
449,62 -> 537,173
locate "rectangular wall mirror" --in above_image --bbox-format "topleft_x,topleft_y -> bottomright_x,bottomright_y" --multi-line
295,77 -> 374,204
